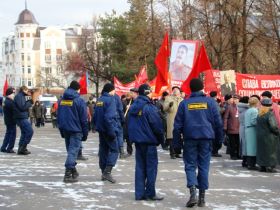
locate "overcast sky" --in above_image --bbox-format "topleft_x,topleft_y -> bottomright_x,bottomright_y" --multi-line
0,0 -> 129,55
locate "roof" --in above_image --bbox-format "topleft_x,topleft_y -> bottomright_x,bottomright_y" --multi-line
15,9 -> 39,25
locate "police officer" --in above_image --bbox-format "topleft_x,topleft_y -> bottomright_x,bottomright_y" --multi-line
1,87 -> 16,153
93,83 -> 119,183
173,78 -> 223,207
57,81 -> 88,183
14,86 -> 34,155
114,94 -> 128,159
128,84 -> 164,201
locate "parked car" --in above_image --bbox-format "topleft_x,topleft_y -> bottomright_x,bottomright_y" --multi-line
38,94 -> 58,121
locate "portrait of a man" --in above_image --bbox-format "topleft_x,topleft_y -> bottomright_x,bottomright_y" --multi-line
169,41 -> 198,82
220,71 -> 236,96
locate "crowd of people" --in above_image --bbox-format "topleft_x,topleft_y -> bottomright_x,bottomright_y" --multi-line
1,79 -> 280,208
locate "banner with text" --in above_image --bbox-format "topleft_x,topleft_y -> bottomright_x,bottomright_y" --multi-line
236,73 -> 280,100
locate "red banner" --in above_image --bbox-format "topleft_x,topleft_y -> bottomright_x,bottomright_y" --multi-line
114,77 -> 136,96
204,69 -> 221,96
236,73 -> 280,100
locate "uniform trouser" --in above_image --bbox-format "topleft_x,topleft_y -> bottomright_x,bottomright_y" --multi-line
184,139 -> 212,190
212,140 -> 222,154
228,134 -> 240,158
64,132 -> 82,169
135,144 -> 158,200
1,124 -> 17,151
116,122 -> 124,148
78,143 -> 83,156
17,119 -> 33,146
98,132 -> 119,172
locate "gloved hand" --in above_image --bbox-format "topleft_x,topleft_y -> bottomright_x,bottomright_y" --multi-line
82,135 -> 88,141
169,101 -> 174,108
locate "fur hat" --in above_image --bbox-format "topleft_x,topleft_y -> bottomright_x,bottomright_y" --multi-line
261,98 -> 272,107
261,91 -> 272,98
190,78 -> 204,92
102,83 -> 115,93
224,94 -> 232,101
69,81 -> 80,90
5,87 -> 15,96
210,91 -> 217,98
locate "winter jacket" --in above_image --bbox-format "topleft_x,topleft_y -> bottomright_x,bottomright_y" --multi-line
244,107 -> 258,156
128,95 -> 164,145
3,97 -> 16,126
223,103 -> 239,134
57,88 -> 88,137
237,102 -> 249,155
173,91 -> 223,145
163,95 -> 183,139
32,104 -> 44,119
13,91 -> 33,120
256,110 -> 279,167
114,94 -> 125,124
93,92 -> 118,138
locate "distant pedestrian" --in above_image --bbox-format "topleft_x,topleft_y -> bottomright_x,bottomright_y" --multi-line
57,81 -> 88,183
1,88 -> 17,153
173,78 -> 223,207
14,86 -> 34,155
32,101 -> 44,128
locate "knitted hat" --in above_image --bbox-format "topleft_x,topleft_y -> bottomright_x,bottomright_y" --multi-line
138,84 -> 152,96
190,78 -> 204,92
261,91 -> 272,98
69,81 -> 80,90
209,91 -> 217,97
102,83 -> 115,93
224,94 -> 232,101
5,87 -> 15,96
261,98 -> 272,107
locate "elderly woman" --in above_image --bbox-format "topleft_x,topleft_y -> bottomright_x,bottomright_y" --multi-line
244,97 -> 259,170
256,98 -> 279,172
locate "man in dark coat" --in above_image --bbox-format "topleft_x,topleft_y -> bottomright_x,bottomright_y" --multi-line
173,78 -> 223,207
14,86 -> 34,155
57,81 -> 88,183
1,88 -> 17,153
128,84 -> 164,201
93,83 -> 119,183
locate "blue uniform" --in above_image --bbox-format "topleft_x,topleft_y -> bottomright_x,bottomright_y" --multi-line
173,91 -> 223,190
93,92 -> 119,172
57,88 -> 88,169
1,97 -> 17,152
114,94 -> 125,148
14,91 -> 33,146
128,95 -> 164,200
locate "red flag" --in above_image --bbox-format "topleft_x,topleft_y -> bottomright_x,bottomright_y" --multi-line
79,73 -> 88,95
181,43 -> 212,94
155,32 -> 170,93
135,66 -> 148,87
3,78 -> 8,96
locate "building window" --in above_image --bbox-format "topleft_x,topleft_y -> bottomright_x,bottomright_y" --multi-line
27,40 -> 30,49
20,33 -> 24,38
21,53 -> 24,62
45,54 -> 51,62
28,66 -> 31,74
26,33 -> 30,38
21,78 -> 25,85
22,66 -> 25,74
21,40 -> 24,49
45,41 -> 51,49
27,54 -> 31,61
45,67 -> 52,74
57,65 -> 63,74
56,49 -> 62,61
28,79 -> 32,87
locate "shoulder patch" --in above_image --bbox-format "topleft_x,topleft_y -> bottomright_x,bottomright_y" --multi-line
138,110 -> 142,116
188,103 -> 208,110
60,100 -> 73,106
96,101 -> 104,107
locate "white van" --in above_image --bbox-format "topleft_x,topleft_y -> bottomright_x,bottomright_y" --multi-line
38,94 -> 58,121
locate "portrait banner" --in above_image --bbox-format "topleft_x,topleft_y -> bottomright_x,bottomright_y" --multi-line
169,40 -> 199,87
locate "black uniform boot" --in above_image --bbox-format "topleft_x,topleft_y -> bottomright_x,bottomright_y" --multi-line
23,145 -> 31,154
17,145 -> 29,155
119,147 -> 129,159
186,186 -> 198,208
71,167 -> 79,180
102,166 -> 116,183
198,189 -> 206,207
63,168 -> 78,183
